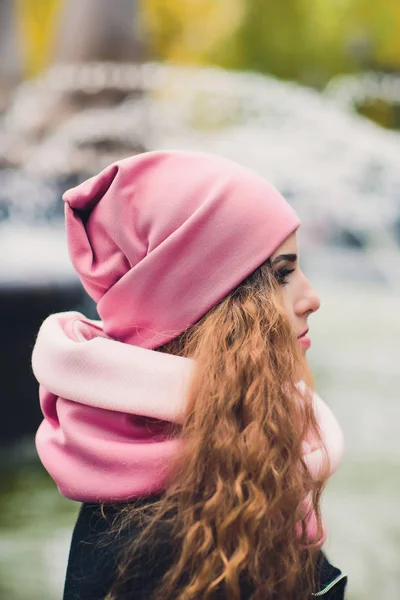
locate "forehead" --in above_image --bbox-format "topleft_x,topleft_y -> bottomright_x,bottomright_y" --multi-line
270,232 -> 299,261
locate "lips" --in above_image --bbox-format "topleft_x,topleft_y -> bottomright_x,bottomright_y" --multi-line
297,328 -> 309,339
297,328 -> 311,350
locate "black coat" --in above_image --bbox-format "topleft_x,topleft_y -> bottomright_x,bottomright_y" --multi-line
63,501 -> 347,600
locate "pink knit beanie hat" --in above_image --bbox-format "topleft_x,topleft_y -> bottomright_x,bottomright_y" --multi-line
63,150 -> 300,348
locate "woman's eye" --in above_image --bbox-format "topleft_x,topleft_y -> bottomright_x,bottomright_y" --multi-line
274,267 -> 295,285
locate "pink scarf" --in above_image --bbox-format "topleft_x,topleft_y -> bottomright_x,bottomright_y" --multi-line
32,310 -> 344,544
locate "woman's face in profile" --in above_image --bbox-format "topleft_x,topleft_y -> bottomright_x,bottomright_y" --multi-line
270,232 -> 320,352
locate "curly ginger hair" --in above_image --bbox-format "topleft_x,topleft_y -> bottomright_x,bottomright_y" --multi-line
105,258 -> 328,600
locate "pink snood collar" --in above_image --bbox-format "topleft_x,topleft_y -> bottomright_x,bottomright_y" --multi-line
32,311 -> 344,544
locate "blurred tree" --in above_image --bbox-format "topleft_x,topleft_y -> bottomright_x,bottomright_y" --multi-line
142,0 -> 243,64
11,0 -> 400,87
0,0 -> 23,107
53,0 -> 144,63
143,0 -> 353,86
14,0 -> 145,77
15,0 -> 61,76
143,0 -> 400,86
228,0 -> 310,78
345,0 -> 400,69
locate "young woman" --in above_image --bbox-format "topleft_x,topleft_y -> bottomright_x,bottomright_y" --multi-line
32,151 -> 346,599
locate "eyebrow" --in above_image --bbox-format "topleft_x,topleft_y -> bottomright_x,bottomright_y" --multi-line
271,253 -> 297,265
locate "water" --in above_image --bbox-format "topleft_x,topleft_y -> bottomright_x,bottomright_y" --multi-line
2,63 -> 400,289
1,62 -> 399,599
2,63 -> 400,250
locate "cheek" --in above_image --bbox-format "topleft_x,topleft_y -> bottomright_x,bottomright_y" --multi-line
280,287 -> 296,326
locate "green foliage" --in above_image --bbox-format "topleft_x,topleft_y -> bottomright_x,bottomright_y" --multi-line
346,0 -> 400,68
228,0 -> 309,78
15,0 -> 400,88
144,0 -> 400,87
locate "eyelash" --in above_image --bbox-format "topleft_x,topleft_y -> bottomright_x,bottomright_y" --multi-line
274,267 -> 295,285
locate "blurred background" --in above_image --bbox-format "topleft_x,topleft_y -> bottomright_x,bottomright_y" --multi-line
1,1 -> 399,598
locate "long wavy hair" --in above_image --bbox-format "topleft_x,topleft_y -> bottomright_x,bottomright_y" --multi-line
104,258 -> 328,600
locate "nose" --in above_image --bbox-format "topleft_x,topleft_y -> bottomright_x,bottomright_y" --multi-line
294,276 -> 320,317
